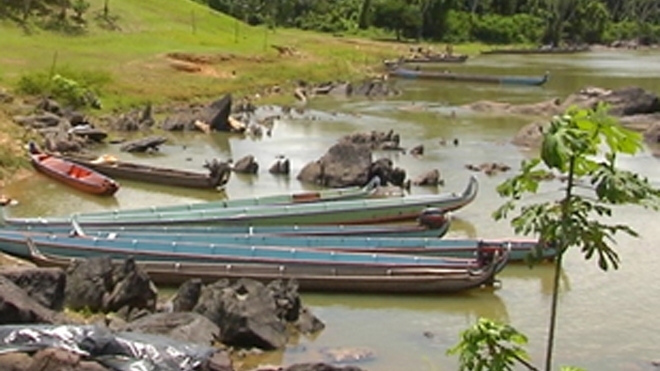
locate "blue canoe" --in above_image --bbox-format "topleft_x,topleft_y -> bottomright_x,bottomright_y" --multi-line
10,218 -> 550,262
3,230 -> 510,294
5,209 -> 451,239
1,176 -> 478,227
389,67 -> 549,87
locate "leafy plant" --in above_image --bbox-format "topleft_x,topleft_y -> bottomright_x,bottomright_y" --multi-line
450,104 -> 660,371
16,67 -> 111,109
448,318 -> 532,371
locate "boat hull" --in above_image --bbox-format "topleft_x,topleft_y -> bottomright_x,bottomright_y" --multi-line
62,154 -> 230,190
20,235 -> 509,294
30,153 -> 119,196
389,67 -> 549,87
4,177 -> 478,227
480,47 -> 590,55
67,176 -> 384,219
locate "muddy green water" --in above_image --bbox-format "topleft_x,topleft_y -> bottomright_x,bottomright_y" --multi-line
5,50 -> 660,371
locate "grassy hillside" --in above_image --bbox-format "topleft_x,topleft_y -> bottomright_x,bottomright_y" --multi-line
0,0 -> 414,109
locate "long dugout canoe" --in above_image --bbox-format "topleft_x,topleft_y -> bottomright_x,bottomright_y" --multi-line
8,218 -> 552,262
10,210 -> 451,239
73,176 -> 384,219
2,176 -> 478,227
21,233 -> 510,294
389,67 -> 550,87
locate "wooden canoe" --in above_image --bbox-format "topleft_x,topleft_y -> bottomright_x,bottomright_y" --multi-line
22,235 -> 509,294
480,46 -> 591,55
384,55 -> 468,66
2,176 -> 477,227
29,145 -> 119,196
61,153 -> 232,190
389,67 -> 550,87
55,175 -> 383,220
11,208 -> 452,239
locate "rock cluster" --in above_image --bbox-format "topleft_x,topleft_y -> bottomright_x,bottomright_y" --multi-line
0,257 -> 335,371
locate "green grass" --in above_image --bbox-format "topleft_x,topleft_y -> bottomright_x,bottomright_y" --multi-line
0,0 -> 514,112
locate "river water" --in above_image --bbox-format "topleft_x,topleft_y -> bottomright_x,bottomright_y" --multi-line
4,50 -> 660,371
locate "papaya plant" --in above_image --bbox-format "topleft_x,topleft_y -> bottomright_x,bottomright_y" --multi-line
450,104 -> 660,371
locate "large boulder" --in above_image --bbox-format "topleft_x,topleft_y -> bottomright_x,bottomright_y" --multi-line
193,278 -> 287,350
192,278 -> 323,350
644,122 -> 660,144
120,311 -> 220,346
103,258 -> 158,313
171,278 -> 203,312
65,257 -> 157,315
161,94 -> 233,132
0,266 -> 66,310
0,276 -> 62,324
65,257 -> 114,312
468,86 -> 660,121
511,121 -> 548,148
561,86 -> 660,116
297,141 -> 372,187
368,157 -> 406,187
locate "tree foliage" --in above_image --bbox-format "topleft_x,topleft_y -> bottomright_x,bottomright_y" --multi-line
186,0 -> 660,45
451,106 -> 660,371
0,0 -> 91,32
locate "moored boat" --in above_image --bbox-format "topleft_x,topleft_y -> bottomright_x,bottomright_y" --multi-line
62,176 -> 384,219
388,67 -> 550,87
21,234 -> 509,294
2,176 -> 478,227
384,54 -> 469,66
61,153 -> 232,190
28,143 -> 119,196
480,46 -> 591,55
10,208 -> 452,239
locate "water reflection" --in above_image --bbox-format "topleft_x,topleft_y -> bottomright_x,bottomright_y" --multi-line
447,216 -> 478,238
500,264 -> 571,296
303,291 -> 509,323
5,173 -> 120,216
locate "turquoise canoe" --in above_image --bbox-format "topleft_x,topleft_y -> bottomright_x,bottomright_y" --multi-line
77,176 -> 384,219
3,176 -> 478,227
389,67 -> 549,87
8,209 -> 451,239
12,217 -> 549,262
13,230 -> 510,294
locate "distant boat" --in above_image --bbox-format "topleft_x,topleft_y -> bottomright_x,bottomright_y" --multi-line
1,176 -> 478,227
17,231 -> 511,294
384,54 -> 469,67
389,67 -> 549,87
28,143 -> 119,196
480,46 -> 591,55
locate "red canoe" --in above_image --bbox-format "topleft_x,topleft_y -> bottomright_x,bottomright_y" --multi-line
29,148 -> 120,197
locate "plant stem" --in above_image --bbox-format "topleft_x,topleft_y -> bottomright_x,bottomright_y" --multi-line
544,156 -> 576,371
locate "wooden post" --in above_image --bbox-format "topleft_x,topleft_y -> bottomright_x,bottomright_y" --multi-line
49,51 -> 59,79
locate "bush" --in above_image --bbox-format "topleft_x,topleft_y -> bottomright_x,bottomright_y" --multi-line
16,66 -> 112,109
441,10 -> 473,43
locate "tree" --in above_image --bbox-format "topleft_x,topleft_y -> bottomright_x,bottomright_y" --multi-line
358,0 -> 371,29
450,104 -> 660,371
372,0 -> 421,40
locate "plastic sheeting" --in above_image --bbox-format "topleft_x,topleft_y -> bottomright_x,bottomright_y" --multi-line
0,324 -> 217,371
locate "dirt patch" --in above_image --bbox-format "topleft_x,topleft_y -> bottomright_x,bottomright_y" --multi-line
166,59 -> 235,79
166,52 -> 271,65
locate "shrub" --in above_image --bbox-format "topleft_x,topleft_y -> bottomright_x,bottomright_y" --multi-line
16,66 -> 112,109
